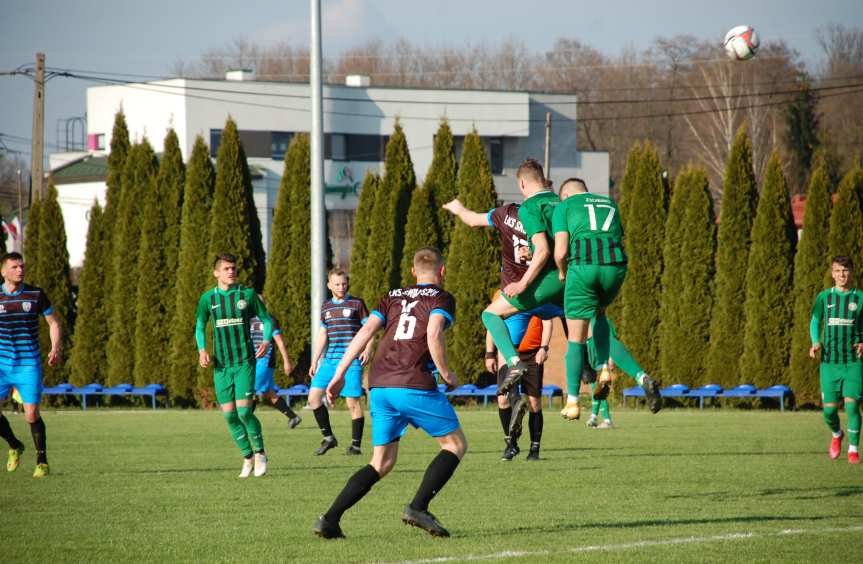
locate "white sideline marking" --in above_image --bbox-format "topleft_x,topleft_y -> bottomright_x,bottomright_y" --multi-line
386,525 -> 863,563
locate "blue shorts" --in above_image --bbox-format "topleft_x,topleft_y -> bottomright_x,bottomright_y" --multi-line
504,303 -> 564,345
0,363 -> 43,404
369,387 -> 461,446
311,359 -> 364,398
255,359 -> 276,394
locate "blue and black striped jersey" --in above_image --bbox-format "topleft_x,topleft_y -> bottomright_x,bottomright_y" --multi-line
0,284 -> 53,366
321,296 -> 368,362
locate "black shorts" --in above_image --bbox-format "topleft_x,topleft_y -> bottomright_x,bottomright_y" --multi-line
497,350 -> 544,398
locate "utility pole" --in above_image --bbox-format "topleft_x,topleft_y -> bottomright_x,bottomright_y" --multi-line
309,0 -> 326,341
16,168 -> 23,250
30,53 -> 46,200
543,112 -> 552,180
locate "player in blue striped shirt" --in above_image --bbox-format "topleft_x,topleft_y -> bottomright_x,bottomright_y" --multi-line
0,252 -> 63,478
308,269 -> 373,456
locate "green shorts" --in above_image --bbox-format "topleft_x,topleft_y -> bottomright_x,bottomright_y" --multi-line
214,362 -> 256,405
820,362 -> 863,403
564,263 -> 627,320
503,269 -> 565,312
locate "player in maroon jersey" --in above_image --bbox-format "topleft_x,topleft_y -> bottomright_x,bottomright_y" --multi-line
314,247 -> 466,539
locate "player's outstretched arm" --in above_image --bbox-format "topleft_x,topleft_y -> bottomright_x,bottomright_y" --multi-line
326,316 -> 383,404
195,295 -> 211,367
535,319 -> 553,365
442,199 -> 490,228
428,314 -> 457,390
272,332 -> 293,374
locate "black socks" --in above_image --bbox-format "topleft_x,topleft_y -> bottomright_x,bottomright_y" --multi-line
324,464 -> 381,522
529,411 -> 543,444
0,414 -> 22,449
498,406 -> 512,439
410,450 -> 461,512
273,396 -> 298,419
351,417 -> 364,447
30,417 -> 46,464
313,406 -> 333,438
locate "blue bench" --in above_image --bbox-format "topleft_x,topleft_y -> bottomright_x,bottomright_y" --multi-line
756,384 -> 792,412
541,385 -> 563,408
276,384 -> 310,402
624,382 -> 792,410
42,382 -> 167,409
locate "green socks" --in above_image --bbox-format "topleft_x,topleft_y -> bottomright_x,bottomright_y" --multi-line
565,341 -> 585,402
592,316 -> 611,366
237,406 -> 264,452
482,311 -> 519,366
822,405 -> 840,434
610,334 -> 645,384
223,410 -> 252,457
847,400 -> 860,447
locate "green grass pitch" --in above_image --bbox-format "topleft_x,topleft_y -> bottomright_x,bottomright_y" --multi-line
2,406 -> 861,562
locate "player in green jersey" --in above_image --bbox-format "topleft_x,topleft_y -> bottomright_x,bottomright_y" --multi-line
481,159 -> 567,393
552,178 -> 661,418
809,256 -> 863,464
195,254 -> 274,477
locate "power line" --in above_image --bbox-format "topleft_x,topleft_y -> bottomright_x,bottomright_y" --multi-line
50,69 -> 863,111
56,70 -> 863,125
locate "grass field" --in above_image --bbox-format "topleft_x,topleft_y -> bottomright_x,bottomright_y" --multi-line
2,405 -> 861,563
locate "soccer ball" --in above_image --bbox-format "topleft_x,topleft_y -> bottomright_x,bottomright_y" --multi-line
723,25 -> 760,60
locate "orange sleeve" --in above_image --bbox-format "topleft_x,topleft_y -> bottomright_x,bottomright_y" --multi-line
517,316 -> 544,352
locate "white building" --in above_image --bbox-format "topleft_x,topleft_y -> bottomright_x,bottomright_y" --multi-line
51,73 -> 609,267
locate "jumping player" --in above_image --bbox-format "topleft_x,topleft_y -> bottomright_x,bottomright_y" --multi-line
314,247 -> 466,539
552,178 -> 661,418
0,252 -> 62,478
249,305 -> 301,428
196,253 -> 274,478
308,269 -> 373,456
809,256 -> 863,464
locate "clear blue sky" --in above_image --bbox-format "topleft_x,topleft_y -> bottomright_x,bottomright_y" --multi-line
1,0 -> 860,165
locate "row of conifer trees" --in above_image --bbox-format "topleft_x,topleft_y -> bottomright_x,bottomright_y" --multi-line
33,111 -> 863,407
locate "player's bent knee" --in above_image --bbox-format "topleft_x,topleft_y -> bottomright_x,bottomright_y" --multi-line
222,409 -> 241,424
439,429 -> 467,459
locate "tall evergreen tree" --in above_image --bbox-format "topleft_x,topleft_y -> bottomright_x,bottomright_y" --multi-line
608,142 -> 642,331
24,197 -> 41,284
619,141 -> 667,375
783,77 -> 820,193
102,110 -> 131,292
365,122 -> 416,301
36,182 -> 73,386
401,184 -> 439,285
425,120 -> 458,255
706,126 -> 759,388
207,117 -> 264,290
265,134 -> 308,383
283,133 -> 313,367
789,162 -> 832,404
106,141 -> 158,386
445,131 -> 498,382
349,171 -> 380,303
741,153 -> 796,387
827,165 -> 863,275
170,136 -> 216,405
659,166 -> 695,385
678,168 -> 716,386
133,130 -> 185,387
69,201 -> 107,386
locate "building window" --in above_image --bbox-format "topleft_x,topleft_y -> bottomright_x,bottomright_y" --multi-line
96,134 -> 105,150
330,134 -> 347,161
489,138 -> 503,174
271,132 -> 292,160
210,129 -> 222,157
347,134 -> 388,161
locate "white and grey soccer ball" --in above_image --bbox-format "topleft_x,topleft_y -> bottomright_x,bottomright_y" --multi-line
724,25 -> 760,60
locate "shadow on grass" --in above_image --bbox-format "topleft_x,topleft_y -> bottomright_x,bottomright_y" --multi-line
479,514 -> 830,537
667,485 -> 863,501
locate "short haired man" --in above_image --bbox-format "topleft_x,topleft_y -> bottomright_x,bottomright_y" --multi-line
314,247 -> 466,539
308,269 -> 373,456
0,252 -> 62,478
809,256 -> 863,464
249,301 -> 301,428
552,178 -> 661,418
196,254 -> 274,477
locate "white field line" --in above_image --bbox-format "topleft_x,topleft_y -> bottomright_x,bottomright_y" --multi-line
385,525 -> 863,563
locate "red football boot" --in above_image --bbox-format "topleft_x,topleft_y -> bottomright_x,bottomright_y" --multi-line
849,451 -> 860,465
829,431 -> 844,460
